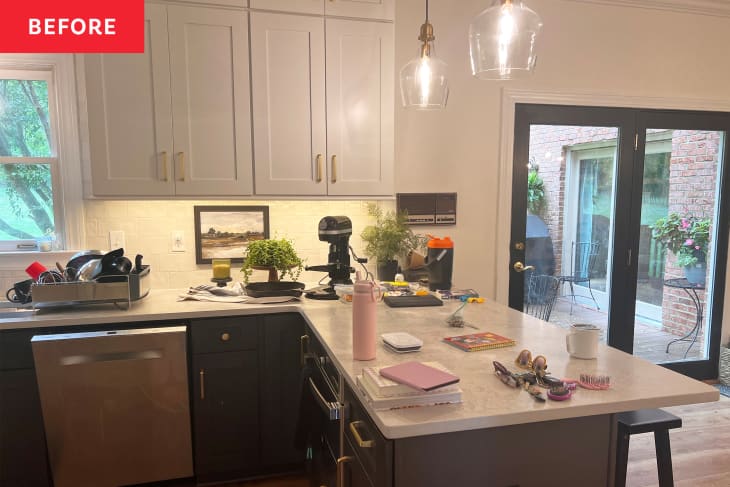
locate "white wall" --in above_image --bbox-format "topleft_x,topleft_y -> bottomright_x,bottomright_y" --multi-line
394,0 -> 730,341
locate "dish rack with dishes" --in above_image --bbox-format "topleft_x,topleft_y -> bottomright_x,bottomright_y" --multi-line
30,266 -> 150,309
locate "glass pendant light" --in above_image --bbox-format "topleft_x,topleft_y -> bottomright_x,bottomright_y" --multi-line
469,0 -> 543,80
400,0 -> 449,109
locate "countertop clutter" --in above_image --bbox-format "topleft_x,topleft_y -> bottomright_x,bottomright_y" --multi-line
0,289 -> 718,439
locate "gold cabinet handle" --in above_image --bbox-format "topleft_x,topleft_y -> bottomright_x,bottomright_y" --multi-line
331,155 -> 337,183
316,154 -> 323,183
199,369 -> 205,400
513,261 -> 535,273
349,420 -> 373,448
177,152 -> 185,181
220,332 -> 230,342
336,456 -> 352,487
161,151 -> 168,181
300,334 -> 310,367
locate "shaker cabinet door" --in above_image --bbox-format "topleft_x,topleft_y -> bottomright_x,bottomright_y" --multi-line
250,0 -> 322,14
325,19 -> 394,196
192,351 -> 260,481
84,2 -> 174,196
250,12 -> 327,195
168,6 -> 253,196
325,0 -> 394,20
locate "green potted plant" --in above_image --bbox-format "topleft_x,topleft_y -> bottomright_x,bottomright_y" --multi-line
360,203 -> 426,281
240,237 -> 304,284
651,213 -> 711,285
527,168 -> 546,215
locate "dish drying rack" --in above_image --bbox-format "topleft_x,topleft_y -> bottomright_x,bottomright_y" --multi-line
30,266 -> 150,309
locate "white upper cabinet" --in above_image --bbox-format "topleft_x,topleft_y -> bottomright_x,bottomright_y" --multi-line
85,4 -> 253,197
325,19 -> 394,196
250,14 -> 394,196
168,6 -> 253,196
250,12 -> 326,195
85,3 -> 174,196
249,0 -> 322,15
175,0 -> 248,7
250,0 -> 394,20
325,0 -> 394,20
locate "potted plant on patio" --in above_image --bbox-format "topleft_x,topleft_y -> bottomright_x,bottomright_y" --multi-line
651,213 -> 710,285
360,203 -> 426,281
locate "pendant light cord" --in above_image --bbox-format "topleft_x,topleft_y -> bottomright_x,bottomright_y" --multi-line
425,0 -> 429,23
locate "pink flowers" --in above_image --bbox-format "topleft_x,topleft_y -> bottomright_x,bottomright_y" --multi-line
681,218 -> 690,229
685,238 -> 694,246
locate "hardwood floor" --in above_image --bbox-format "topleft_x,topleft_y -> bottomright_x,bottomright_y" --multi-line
626,394 -> 730,487
167,395 -> 729,487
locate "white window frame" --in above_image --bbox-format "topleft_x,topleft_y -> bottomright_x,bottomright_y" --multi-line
0,54 -> 84,270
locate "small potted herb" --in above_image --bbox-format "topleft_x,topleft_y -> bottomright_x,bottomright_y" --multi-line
360,203 -> 426,280
241,238 -> 304,284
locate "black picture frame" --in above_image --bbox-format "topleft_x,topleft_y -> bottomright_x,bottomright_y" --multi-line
194,206 -> 270,264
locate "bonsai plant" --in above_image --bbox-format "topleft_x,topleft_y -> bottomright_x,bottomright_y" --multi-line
240,237 -> 304,284
360,203 -> 426,280
651,213 -> 711,284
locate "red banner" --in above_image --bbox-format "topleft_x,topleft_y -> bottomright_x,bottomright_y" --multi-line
0,0 -> 144,53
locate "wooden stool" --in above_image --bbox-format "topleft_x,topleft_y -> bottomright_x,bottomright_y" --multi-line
615,409 -> 682,487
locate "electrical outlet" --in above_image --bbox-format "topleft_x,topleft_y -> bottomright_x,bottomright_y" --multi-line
171,231 -> 185,252
109,230 -> 125,250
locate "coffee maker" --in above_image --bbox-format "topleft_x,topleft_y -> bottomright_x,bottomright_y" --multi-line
305,216 -> 360,299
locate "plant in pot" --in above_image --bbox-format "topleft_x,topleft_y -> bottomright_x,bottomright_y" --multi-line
360,203 -> 426,281
651,213 -> 710,285
240,237 -> 304,284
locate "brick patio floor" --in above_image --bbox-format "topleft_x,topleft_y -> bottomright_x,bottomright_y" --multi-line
546,297 -> 704,363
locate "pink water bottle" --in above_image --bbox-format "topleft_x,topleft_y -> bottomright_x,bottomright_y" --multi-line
352,279 -> 377,361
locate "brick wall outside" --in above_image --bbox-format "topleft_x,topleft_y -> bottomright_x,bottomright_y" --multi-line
529,127 -> 719,338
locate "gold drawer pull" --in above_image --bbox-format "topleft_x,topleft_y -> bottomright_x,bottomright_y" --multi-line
336,456 -> 352,487
316,154 -> 323,183
178,151 -> 185,181
199,369 -> 205,400
220,332 -> 230,341
349,420 -> 373,448
331,154 -> 337,183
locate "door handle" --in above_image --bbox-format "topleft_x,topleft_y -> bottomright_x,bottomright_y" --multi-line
161,151 -> 168,181
336,456 -> 352,487
331,155 -> 337,183
177,152 -> 185,181
316,154 -> 323,183
199,369 -> 205,400
513,262 -> 535,273
307,377 -> 340,420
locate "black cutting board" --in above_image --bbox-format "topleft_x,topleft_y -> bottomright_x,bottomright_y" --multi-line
383,294 -> 444,308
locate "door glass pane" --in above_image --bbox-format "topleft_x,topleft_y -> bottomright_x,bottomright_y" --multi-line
634,129 -> 724,363
523,125 -> 618,344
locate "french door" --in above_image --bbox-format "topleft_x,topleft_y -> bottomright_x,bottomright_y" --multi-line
509,104 -> 730,379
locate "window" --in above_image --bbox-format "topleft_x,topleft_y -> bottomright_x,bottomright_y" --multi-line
0,69 -> 61,251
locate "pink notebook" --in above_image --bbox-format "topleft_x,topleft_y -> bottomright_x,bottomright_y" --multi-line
378,361 -> 460,391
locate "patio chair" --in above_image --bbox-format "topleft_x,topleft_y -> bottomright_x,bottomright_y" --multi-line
525,274 -> 560,322
557,241 -> 601,314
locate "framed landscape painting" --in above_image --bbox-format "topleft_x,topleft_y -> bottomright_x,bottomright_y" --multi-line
194,206 -> 270,264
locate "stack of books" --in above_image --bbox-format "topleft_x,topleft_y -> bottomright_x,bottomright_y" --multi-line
356,362 -> 462,410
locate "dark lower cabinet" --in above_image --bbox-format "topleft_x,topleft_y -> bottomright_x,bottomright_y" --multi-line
343,437 -> 373,487
0,369 -> 50,487
259,313 -> 306,470
192,350 -> 260,482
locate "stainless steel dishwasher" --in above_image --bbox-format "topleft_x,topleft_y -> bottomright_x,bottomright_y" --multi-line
32,326 -> 193,487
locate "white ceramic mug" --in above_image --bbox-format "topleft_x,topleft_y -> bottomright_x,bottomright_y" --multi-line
566,323 -> 600,359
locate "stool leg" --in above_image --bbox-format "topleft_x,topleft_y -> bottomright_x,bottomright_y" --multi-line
615,427 -> 630,487
654,429 -> 675,487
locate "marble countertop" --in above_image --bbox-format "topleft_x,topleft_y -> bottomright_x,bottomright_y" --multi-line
0,289 -> 719,439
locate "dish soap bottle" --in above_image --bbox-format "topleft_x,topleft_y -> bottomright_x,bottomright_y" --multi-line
352,277 -> 377,360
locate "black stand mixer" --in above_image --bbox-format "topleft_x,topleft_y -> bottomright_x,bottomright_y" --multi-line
305,216 -> 364,300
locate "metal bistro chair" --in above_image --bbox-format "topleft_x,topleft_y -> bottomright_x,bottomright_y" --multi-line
525,274 -> 560,322
557,241 -> 601,314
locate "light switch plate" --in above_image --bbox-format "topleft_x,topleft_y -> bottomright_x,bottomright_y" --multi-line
109,230 -> 125,250
171,231 -> 185,252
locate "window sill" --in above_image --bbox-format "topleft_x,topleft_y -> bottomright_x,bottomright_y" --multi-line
0,250 -> 79,271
